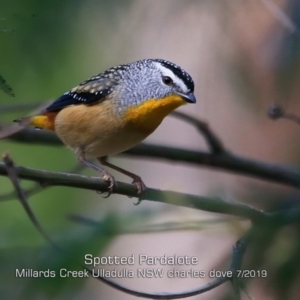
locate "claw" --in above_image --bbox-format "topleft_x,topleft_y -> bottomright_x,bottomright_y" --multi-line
102,191 -> 112,198
132,176 -> 147,194
96,190 -> 111,198
132,176 -> 147,205
98,171 -> 116,197
133,198 -> 143,206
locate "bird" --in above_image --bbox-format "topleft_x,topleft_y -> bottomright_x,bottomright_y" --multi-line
16,59 -> 196,195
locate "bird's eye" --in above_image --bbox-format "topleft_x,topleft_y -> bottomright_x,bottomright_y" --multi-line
162,76 -> 173,86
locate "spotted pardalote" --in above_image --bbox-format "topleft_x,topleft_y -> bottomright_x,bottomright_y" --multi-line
16,59 -> 196,195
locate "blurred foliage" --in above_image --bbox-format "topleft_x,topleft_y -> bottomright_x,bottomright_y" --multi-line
0,214 -> 120,299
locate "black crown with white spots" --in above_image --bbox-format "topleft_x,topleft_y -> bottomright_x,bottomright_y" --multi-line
153,59 -> 194,92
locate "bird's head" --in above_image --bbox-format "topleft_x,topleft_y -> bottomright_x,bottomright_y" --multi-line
115,59 -> 196,110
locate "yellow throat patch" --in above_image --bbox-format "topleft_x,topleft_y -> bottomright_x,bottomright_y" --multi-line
124,95 -> 186,133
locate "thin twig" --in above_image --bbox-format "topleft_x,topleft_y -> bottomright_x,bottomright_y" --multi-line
282,113 -> 300,127
171,111 -> 226,154
2,153 -> 60,251
0,162 -> 86,202
232,277 -> 241,300
0,183 -> 42,202
93,273 -> 228,299
230,239 -> 246,300
268,104 -> 300,126
258,0 -> 300,36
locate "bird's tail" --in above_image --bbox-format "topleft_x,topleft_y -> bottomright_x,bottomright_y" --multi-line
13,116 -> 32,126
14,112 -> 57,131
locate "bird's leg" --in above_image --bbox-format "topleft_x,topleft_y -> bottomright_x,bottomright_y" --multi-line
76,150 -> 116,195
98,156 -> 147,195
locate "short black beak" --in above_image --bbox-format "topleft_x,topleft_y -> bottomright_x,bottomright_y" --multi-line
178,92 -> 196,103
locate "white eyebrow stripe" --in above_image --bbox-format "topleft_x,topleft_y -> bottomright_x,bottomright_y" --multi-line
153,62 -> 189,93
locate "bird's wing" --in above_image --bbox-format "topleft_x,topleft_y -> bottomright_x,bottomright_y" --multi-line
45,76 -> 117,112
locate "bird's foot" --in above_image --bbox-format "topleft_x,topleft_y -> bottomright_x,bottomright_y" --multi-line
97,171 -> 116,198
132,176 -> 147,205
132,176 -> 147,194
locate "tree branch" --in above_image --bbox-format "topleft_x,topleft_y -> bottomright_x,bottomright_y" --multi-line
127,144 -> 300,190
0,159 -> 265,222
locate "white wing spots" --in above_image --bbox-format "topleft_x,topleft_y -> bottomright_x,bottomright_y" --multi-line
73,94 -> 86,101
153,62 -> 189,93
